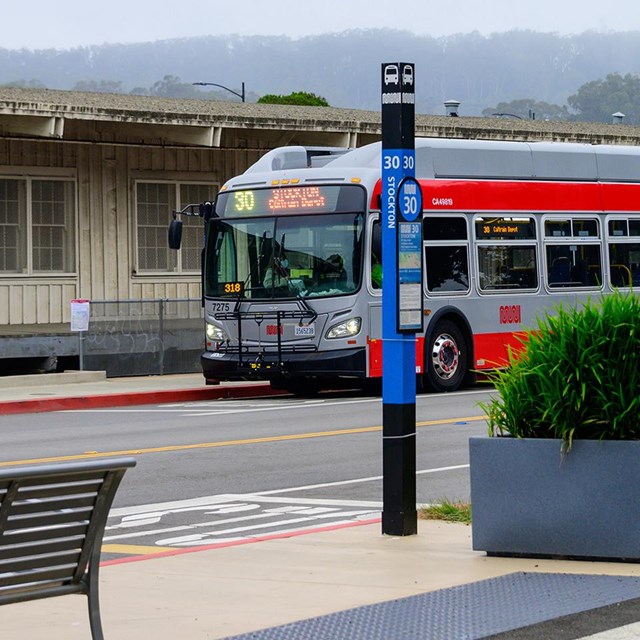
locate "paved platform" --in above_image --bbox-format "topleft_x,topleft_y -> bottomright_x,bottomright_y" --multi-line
3,519 -> 640,640
0,370 -> 281,414
224,573 -> 640,640
2,372 -> 640,638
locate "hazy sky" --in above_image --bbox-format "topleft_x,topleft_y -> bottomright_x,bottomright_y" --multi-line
3,0 -> 640,50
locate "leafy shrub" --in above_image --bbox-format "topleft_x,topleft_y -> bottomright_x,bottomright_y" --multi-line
482,291 -> 640,447
257,91 -> 330,106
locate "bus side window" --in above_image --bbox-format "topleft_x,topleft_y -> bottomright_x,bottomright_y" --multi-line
424,216 -> 470,293
608,222 -> 640,287
544,218 -> 602,289
371,221 -> 382,289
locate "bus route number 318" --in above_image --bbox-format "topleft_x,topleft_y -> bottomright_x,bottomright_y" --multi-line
223,282 -> 244,295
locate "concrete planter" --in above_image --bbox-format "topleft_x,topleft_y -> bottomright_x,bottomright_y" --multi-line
469,436 -> 640,561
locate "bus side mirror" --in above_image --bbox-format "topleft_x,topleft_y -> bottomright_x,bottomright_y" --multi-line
168,219 -> 183,250
200,201 -> 215,222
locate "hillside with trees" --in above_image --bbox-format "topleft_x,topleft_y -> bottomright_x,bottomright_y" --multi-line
2,29 -> 640,122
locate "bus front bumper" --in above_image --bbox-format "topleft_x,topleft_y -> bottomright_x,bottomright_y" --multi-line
201,347 -> 366,382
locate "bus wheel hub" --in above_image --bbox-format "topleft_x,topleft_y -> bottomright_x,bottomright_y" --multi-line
432,334 -> 459,379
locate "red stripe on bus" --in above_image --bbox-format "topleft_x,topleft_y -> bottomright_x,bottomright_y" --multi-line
371,179 -> 640,212
473,331 -> 528,370
367,336 -> 425,378
369,332 -> 529,377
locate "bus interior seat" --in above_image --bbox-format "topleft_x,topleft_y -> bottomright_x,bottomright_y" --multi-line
610,264 -> 632,287
549,257 -> 571,285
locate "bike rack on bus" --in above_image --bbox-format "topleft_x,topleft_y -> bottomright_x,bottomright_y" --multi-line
213,305 -> 317,375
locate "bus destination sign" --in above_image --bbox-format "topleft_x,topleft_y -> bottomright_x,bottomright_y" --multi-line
475,217 -> 535,240
216,185 -> 365,217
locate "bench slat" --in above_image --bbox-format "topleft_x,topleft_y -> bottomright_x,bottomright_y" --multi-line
0,550 -> 82,574
0,582 -> 84,605
0,563 -> 78,588
8,494 -> 98,516
0,469 -> 111,487
1,522 -> 89,545
5,508 -> 93,529
0,474 -> 104,502
4,482 -> 103,502
0,535 -> 86,560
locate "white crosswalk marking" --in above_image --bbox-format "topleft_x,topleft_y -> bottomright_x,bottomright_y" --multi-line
105,494 -> 380,549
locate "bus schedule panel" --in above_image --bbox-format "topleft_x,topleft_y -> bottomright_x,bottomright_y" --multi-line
216,184 -> 366,217
396,177 -> 424,333
397,221 -> 423,332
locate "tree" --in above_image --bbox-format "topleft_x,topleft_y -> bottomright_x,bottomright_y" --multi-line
2,79 -> 46,88
149,75 -> 200,98
568,73 -> 640,125
482,99 -> 569,121
257,91 -> 329,106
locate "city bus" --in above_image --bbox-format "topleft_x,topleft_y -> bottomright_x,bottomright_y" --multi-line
170,138 -> 640,395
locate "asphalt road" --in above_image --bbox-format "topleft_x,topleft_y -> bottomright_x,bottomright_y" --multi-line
0,386 -> 494,553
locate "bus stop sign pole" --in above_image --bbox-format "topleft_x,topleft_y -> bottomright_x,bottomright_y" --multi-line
381,62 -> 421,536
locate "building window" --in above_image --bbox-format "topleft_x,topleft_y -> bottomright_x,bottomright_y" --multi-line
0,177 -> 75,275
135,181 -> 215,273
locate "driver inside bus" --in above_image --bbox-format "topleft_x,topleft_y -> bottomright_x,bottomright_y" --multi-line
263,255 -> 290,289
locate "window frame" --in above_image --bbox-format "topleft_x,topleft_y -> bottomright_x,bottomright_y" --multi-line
473,214 -> 539,294
423,214 -> 471,296
605,215 -> 640,289
134,179 -> 217,275
542,215 -> 603,291
0,174 -> 77,277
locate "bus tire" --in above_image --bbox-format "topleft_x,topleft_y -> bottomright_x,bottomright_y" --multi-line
424,320 -> 468,392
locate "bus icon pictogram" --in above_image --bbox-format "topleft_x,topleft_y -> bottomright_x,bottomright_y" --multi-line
384,64 -> 399,85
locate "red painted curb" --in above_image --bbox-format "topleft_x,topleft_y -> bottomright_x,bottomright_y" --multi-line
102,517 -> 382,567
0,384 -> 286,415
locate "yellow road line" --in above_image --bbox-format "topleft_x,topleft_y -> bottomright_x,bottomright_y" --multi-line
0,415 -> 485,467
102,544 -> 175,555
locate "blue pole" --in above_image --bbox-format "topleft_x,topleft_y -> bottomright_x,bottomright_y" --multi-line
380,62 -> 418,536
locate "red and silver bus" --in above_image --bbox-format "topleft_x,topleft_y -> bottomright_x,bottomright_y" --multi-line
176,139 -> 640,394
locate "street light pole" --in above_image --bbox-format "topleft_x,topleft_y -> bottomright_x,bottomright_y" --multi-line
193,81 -> 245,102
492,112 -> 524,120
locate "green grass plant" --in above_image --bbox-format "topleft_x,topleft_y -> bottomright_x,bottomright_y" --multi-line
481,290 -> 640,449
419,500 -> 471,524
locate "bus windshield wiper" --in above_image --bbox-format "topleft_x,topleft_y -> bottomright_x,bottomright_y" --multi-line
232,230 -> 268,313
277,233 -> 317,323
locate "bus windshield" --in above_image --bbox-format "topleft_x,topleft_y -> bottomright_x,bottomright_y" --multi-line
205,212 -> 364,299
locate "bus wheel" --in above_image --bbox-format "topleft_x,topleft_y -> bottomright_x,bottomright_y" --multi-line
424,320 -> 468,392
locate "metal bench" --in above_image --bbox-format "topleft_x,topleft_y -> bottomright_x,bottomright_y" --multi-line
0,457 -> 136,639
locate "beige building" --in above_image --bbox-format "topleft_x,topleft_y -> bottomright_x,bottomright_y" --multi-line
1,86 -> 639,372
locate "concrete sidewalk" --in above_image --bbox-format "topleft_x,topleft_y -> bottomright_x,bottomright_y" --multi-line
0,370 -> 282,414
3,372 -> 640,638
3,519 -> 640,640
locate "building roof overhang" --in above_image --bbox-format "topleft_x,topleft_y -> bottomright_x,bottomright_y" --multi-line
1,87 -> 640,149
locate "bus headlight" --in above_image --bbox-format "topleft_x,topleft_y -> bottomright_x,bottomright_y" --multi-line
326,317 -> 361,339
206,323 -> 228,342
